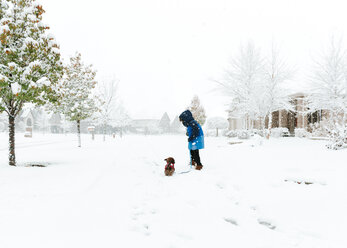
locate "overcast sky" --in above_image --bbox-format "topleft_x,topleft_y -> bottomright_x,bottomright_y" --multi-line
40,0 -> 347,120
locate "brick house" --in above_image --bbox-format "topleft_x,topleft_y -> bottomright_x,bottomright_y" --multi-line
227,93 -> 331,135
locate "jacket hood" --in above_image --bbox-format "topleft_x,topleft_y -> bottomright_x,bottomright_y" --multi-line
179,110 -> 194,127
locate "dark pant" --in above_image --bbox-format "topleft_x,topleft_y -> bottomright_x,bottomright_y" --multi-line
190,149 -> 202,166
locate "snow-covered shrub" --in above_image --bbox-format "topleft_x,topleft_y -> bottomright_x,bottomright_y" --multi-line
225,130 -> 238,138
309,122 -> 328,137
238,130 -> 251,139
295,128 -> 310,138
205,128 -> 228,137
326,124 -> 347,150
271,127 -> 290,138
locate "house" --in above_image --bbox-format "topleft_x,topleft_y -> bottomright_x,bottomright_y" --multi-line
47,113 -> 62,133
130,113 -> 181,134
19,108 -> 35,137
130,119 -> 160,134
227,93 -> 330,135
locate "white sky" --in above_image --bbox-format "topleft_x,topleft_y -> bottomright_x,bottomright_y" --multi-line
41,0 -> 347,120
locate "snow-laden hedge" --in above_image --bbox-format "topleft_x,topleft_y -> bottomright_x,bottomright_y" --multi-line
270,128 -> 290,138
295,128 -> 310,138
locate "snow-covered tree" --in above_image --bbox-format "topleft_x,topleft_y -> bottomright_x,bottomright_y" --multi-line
159,112 -> 170,133
263,44 -> 294,136
308,37 -> 347,149
218,41 -> 293,134
95,77 -> 119,141
170,115 -> 181,133
113,103 -> 131,137
218,41 -> 264,129
206,116 -> 228,136
188,95 -> 206,125
0,0 -> 63,166
56,53 -> 98,147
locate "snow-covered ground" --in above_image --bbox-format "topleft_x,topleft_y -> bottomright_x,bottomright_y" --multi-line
0,133 -> 345,248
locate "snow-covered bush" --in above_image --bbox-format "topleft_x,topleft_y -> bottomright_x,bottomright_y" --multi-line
295,128 -> 310,138
309,122 -> 328,137
326,124 -> 347,150
238,130 -> 251,139
225,130 -> 238,138
271,127 -> 290,138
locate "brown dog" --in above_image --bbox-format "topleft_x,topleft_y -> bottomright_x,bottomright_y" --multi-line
164,157 -> 175,176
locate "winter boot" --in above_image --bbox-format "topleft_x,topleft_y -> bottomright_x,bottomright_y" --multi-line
195,165 -> 203,170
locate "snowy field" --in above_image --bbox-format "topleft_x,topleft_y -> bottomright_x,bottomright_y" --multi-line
0,133 -> 346,248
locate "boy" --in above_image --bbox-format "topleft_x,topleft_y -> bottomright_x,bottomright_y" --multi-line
179,110 -> 204,170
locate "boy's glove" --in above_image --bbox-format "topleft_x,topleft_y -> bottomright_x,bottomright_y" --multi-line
186,131 -> 188,136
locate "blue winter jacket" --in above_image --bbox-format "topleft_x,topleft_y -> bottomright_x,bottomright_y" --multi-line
179,110 -> 204,150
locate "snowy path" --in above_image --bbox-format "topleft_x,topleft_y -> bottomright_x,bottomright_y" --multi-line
0,133 -> 346,248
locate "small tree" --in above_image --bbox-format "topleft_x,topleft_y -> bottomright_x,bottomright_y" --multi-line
0,0 -> 63,166
113,103 -> 131,137
95,77 -> 119,141
188,95 -> 207,125
56,53 -> 98,147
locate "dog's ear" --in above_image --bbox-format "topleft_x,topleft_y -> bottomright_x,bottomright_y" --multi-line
172,158 -> 175,164
164,158 -> 168,162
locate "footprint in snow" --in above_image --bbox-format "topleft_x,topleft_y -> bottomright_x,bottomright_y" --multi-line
258,219 -> 276,230
224,217 -> 238,226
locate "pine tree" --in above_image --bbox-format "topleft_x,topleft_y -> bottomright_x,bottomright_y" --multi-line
56,53 -> 98,147
158,112 -> 170,133
188,95 -> 207,125
0,0 -> 63,166
170,115 -> 181,133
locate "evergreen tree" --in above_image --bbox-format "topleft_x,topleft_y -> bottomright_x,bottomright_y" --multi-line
170,115 -> 181,133
188,95 -> 207,125
56,53 -> 97,147
0,0 -> 63,166
158,112 -> 170,133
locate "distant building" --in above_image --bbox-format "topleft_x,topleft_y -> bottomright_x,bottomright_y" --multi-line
130,119 -> 160,134
47,113 -> 62,133
130,112 -> 183,134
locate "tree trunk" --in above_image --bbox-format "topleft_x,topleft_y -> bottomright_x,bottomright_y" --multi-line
103,124 -> 106,142
8,113 -> 16,166
267,113 -> 273,139
77,119 -> 81,147
216,128 -> 218,137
